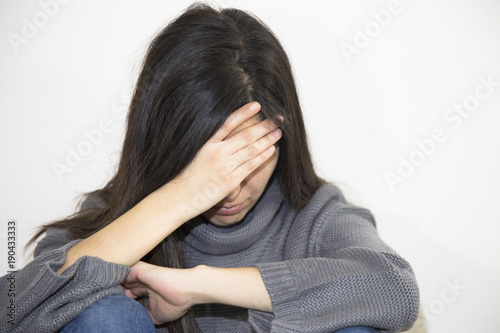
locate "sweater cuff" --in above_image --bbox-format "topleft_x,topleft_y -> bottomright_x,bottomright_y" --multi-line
256,261 -> 302,329
30,240 -> 130,299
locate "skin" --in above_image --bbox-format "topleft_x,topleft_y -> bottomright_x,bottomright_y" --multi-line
202,114 -> 280,227
57,102 -> 281,323
122,109 -> 281,323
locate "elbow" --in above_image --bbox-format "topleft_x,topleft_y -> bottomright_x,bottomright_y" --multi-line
394,272 -> 420,331
383,253 -> 420,331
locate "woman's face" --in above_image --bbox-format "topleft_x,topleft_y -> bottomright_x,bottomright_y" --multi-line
201,116 -> 280,227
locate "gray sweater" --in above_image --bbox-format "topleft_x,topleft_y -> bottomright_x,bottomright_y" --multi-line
0,178 -> 419,332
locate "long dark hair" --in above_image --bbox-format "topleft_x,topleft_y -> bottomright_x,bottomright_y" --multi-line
30,3 -> 324,332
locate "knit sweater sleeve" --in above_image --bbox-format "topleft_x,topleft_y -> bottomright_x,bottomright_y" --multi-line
0,228 -> 130,333
252,205 -> 420,333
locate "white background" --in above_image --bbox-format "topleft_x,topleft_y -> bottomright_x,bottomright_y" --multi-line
1,0 -> 499,332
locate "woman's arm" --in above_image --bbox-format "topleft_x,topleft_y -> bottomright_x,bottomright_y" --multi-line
57,188 -> 186,273
122,206 -> 419,332
0,102 -> 282,331
122,261 -> 272,324
249,208 -> 420,332
58,102 -> 282,273
0,231 -> 129,333
193,265 -> 273,313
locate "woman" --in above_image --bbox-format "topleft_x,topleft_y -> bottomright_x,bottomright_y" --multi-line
0,3 -> 419,333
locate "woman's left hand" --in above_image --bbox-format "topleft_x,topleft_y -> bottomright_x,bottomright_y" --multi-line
122,261 -> 195,324
122,261 -> 272,324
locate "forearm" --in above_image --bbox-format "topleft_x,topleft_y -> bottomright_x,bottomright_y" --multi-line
58,103 -> 279,274
191,265 -> 273,313
58,186 -> 187,273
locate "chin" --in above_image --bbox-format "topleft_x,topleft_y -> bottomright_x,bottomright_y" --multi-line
205,209 -> 248,227
209,216 -> 242,227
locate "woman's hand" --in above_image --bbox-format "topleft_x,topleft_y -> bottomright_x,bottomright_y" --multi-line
58,102 -> 281,274
159,102 -> 282,222
122,261 -> 273,325
123,261 -> 196,324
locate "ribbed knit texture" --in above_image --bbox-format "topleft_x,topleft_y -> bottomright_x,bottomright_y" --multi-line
0,229 -> 130,333
182,178 -> 419,332
0,178 -> 419,332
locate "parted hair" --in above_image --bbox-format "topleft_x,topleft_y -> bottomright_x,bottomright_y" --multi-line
30,3 -> 324,332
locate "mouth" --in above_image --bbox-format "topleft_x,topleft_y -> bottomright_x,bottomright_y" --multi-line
215,203 -> 244,215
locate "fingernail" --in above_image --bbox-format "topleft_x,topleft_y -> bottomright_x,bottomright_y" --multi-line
249,102 -> 260,112
278,115 -> 284,123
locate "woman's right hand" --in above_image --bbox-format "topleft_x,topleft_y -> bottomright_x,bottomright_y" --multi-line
58,102 -> 281,273
159,101 -> 282,222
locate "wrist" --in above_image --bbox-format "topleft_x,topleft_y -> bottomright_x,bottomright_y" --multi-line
187,265 -> 273,312
188,265 -> 213,306
141,185 -> 191,227
154,182 -> 204,224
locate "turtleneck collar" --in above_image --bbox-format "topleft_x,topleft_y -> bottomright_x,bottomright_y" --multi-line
181,176 -> 285,255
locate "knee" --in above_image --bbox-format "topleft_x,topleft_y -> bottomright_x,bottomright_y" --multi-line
62,295 -> 155,333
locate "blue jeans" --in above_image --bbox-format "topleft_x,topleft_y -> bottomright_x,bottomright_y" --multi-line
61,295 -> 156,333
62,295 -> 376,333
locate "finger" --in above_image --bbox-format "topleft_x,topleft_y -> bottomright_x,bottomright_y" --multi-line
125,261 -> 152,284
228,127 -> 282,173
123,288 -> 139,299
225,116 -> 283,154
229,141 -> 279,183
124,284 -> 149,297
213,102 -> 261,141
239,145 -> 277,176
122,279 -> 148,293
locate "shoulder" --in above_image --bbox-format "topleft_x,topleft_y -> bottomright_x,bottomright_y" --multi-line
299,183 -> 376,228
288,183 -> 386,257
282,183 -> 380,257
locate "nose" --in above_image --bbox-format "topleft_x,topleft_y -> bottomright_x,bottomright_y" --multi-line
225,185 -> 241,202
